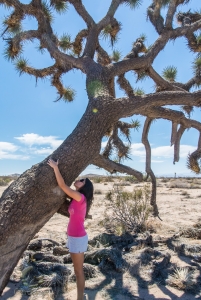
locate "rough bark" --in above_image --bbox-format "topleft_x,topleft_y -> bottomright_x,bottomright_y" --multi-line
0,100 -> 120,294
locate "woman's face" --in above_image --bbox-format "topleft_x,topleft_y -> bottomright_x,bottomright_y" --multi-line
74,179 -> 85,190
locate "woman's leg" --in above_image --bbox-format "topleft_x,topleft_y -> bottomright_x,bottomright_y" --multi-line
70,252 -> 85,300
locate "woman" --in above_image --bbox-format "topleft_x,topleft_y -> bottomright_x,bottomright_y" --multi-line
47,159 -> 93,300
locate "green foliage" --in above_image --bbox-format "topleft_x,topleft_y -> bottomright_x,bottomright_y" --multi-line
195,32 -> 201,45
124,175 -> 138,183
41,1 -> 54,23
138,33 -> 147,42
167,267 -> 194,290
111,50 -> 121,62
130,119 -> 141,130
59,34 -> 71,52
87,80 -> 104,98
93,177 -> 102,183
136,71 -> 148,82
101,21 -> 121,46
192,57 -> 201,76
134,88 -> 145,96
3,16 -> 22,34
15,57 -> 28,75
0,176 -> 17,186
62,87 -> 76,102
123,0 -> 142,10
4,39 -> 22,61
50,0 -> 68,14
162,66 -> 177,82
104,184 -> 152,233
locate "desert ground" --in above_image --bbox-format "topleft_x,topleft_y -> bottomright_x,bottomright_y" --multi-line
1,176 -> 201,300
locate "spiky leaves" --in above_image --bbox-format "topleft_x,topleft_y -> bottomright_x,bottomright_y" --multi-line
63,87 -> 76,102
192,57 -> 201,77
122,0 -> 142,10
3,14 -> 23,35
50,0 -> 68,14
59,34 -> 72,52
118,120 -> 140,143
167,267 -> 194,290
15,57 -> 28,75
110,50 -> 121,62
41,1 -> 54,23
4,39 -> 22,61
102,20 -> 121,47
103,120 -> 140,163
176,10 -> 201,26
55,86 -> 76,102
181,105 -> 194,117
134,88 -> 145,96
162,66 -> 177,82
186,150 -> 201,174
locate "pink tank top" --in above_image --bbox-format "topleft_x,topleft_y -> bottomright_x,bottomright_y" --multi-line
67,194 -> 87,237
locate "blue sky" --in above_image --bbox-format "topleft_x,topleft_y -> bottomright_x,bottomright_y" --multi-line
0,0 -> 200,177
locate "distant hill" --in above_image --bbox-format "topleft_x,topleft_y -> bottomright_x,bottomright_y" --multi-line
82,174 -> 104,177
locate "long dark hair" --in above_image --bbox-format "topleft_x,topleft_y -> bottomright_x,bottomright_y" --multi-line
79,178 -> 94,218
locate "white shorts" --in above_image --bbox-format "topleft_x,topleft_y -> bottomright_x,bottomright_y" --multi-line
66,234 -> 88,253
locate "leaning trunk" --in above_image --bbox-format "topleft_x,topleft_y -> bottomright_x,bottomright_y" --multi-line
0,101 -> 114,294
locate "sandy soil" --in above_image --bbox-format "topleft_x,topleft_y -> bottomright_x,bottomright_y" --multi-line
1,177 -> 201,300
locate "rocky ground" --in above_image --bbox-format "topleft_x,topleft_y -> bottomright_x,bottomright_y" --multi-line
1,177 -> 201,300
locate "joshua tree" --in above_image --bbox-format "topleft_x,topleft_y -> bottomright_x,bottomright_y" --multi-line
0,0 -> 201,294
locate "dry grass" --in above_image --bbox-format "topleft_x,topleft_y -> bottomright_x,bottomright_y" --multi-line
166,267 -> 194,290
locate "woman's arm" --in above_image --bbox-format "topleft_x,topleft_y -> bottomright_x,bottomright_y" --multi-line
47,159 -> 82,201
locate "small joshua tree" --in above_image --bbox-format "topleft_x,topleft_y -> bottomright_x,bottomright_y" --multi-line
1,0 -> 201,294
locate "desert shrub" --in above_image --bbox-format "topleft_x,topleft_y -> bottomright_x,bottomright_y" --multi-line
0,176 -> 15,186
180,218 -> 201,239
124,175 -> 138,183
166,267 -> 194,290
94,189 -> 102,194
105,191 -> 112,201
180,191 -> 188,196
93,177 -> 102,183
115,182 -> 131,186
160,177 -> 169,183
104,176 -> 114,182
104,184 -> 152,234
169,181 -> 191,189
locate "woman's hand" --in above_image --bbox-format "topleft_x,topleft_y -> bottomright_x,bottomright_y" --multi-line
47,159 -> 59,169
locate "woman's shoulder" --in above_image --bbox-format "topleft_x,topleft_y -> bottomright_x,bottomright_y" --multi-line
73,193 -> 86,203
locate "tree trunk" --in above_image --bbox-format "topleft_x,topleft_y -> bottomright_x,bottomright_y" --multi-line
0,100 -> 115,294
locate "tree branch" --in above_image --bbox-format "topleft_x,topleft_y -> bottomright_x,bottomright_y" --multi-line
98,0 -> 121,30
141,118 -> 158,217
108,17 -> 201,77
165,0 -> 178,29
173,125 -> 185,164
41,33 -> 85,71
147,66 -> 187,92
92,154 -> 143,181
171,122 -> 178,146
68,0 -> 95,27
115,90 -> 201,118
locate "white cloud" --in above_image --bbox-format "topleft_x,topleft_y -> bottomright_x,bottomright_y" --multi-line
33,147 -> 53,155
15,133 -> 63,149
131,143 -> 196,159
0,142 -> 29,160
